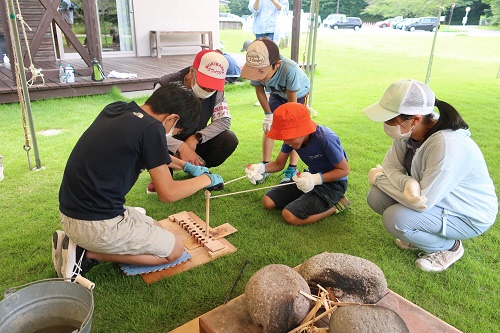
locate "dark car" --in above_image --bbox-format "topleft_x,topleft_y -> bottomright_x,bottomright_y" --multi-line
405,17 -> 438,32
330,17 -> 362,31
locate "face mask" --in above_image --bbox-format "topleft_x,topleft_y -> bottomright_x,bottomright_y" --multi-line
383,119 -> 413,140
164,118 -> 179,138
192,82 -> 216,99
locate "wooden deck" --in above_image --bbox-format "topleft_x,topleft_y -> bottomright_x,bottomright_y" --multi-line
0,55 -> 195,104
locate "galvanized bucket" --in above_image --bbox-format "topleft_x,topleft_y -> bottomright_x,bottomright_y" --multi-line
0,276 -> 95,333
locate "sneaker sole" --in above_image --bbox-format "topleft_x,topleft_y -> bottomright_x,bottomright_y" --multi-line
51,230 -> 65,278
61,236 -> 78,280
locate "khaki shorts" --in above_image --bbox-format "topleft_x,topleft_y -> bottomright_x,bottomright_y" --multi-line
60,206 -> 176,258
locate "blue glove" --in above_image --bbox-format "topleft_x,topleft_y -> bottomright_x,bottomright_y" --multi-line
206,173 -> 224,191
183,162 -> 209,177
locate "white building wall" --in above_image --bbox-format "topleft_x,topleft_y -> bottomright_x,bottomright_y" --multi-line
132,0 -> 220,57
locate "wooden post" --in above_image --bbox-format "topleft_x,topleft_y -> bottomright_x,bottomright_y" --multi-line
205,190 -> 211,236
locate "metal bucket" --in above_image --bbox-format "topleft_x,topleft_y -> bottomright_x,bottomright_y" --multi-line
0,277 -> 94,333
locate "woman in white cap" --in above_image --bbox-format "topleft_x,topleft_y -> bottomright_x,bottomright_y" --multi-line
364,79 -> 497,272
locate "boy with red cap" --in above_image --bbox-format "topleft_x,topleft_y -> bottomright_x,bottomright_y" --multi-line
148,50 -> 239,194
241,38 -> 310,184
245,102 -> 350,225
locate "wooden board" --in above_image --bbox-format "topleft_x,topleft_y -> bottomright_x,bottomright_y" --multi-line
140,212 -> 237,284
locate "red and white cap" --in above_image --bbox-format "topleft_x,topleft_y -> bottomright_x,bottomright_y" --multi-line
192,50 -> 228,91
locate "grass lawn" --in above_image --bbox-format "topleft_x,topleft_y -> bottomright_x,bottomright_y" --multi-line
0,27 -> 498,332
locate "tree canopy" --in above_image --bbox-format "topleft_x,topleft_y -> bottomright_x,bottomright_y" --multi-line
225,0 -> 497,25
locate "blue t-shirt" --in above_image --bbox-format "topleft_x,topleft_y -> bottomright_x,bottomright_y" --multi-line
281,125 -> 348,181
59,101 -> 171,220
250,56 -> 310,99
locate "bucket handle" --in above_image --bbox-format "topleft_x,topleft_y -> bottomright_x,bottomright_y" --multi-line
3,277 -> 95,333
3,277 -> 95,299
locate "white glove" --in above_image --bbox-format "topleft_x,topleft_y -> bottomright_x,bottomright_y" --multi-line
368,164 -> 384,185
245,163 -> 266,185
262,113 -> 273,133
292,172 -> 323,193
404,178 -> 428,209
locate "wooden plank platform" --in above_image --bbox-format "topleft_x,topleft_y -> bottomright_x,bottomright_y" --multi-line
171,290 -> 462,333
0,55 -> 195,103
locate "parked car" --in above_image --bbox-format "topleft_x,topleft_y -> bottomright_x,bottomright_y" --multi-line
330,17 -> 363,30
393,18 -> 418,30
376,16 -> 403,28
322,13 -> 346,28
404,17 -> 438,32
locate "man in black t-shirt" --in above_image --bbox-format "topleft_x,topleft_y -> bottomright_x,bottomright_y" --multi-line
54,82 -> 224,280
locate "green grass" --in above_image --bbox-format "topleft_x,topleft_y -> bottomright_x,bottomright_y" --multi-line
1,29 -> 499,332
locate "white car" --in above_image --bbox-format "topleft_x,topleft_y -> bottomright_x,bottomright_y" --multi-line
322,13 -> 346,28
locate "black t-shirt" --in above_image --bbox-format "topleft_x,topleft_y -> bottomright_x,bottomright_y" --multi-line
59,101 -> 171,220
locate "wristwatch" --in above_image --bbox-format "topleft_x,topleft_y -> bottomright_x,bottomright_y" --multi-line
195,132 -> 203,144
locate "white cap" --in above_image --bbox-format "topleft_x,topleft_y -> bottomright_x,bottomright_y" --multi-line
364,79 -> 436,122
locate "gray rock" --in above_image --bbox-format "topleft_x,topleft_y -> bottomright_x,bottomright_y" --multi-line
245,264 -> 312,333
298,253 -> 388,303
329,305 -> 409,333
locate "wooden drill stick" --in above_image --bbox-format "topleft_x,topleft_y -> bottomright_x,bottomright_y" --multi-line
205,189 -> 211,236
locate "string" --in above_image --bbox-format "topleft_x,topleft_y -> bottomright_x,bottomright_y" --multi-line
210,181 -> 296,199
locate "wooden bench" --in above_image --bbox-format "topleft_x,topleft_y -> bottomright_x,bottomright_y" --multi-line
149,31 -> 213,58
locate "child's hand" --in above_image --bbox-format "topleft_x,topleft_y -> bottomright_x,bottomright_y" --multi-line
205,173 -> 224,191
245,163 -> 266,184
404,178 -> 428,209
262,113 -> 273,133
292,172 -> 323,193
368,164 -> 383,185
183,162 -> 209,177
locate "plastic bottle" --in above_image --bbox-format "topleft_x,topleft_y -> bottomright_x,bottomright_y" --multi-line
3,54 -> 9,64
59,63 -> 66,83
65,64 -> 75,83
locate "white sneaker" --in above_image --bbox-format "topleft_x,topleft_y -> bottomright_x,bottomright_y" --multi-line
51,230 -> 66,278
395,239 -> 419,251
415,241 -> 464,272
61,236 -> 86,280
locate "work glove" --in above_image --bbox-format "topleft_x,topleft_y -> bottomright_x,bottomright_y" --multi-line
292,172 -> 323,193
245,163 -> 266,185
262,113 -> 273,133
404,178 -> 428,209
206,173 -> 224,191
183,162 -> 209,177
368,164 -> 384,185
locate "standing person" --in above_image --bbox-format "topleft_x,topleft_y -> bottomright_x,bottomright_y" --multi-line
53,82 -> 224,280
149,50 -> 237,193
241,38 -> 310,183
246,103 -> 350,225
364,79 -> 498,272
248,0 -> 289,41
58,0 -> 78,48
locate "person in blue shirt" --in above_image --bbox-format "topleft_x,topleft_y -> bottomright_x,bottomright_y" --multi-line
241,38 -> 311,183
246,103 -> 350,225
248,0 -> 289,41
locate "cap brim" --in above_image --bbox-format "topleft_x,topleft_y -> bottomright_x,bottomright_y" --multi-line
196,70 -> 225,91
363,102 -> 400,122
241,64 -> 272,81
266,121 -> 317,140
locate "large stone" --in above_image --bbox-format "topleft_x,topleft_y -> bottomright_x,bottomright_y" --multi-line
245,264 -> 311,333
329,305 -> 409,333
298,253 -> 388,303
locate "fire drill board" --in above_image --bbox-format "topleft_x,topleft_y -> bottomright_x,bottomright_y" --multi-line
140,211 -> 237,284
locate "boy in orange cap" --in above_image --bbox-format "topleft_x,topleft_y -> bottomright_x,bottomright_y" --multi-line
245,102 -> 350,225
